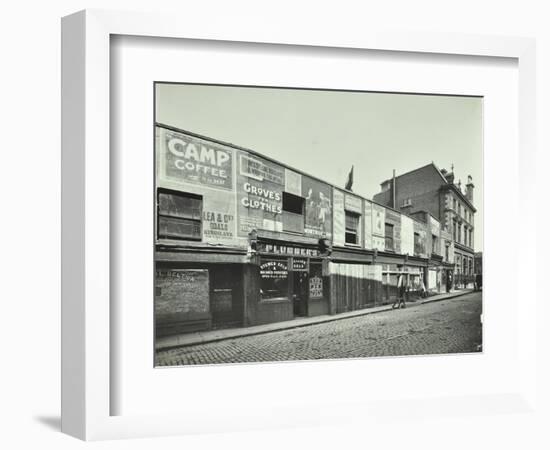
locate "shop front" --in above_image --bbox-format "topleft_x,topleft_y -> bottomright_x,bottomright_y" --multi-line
154,248 -> 248,337
253,240 -> 329,325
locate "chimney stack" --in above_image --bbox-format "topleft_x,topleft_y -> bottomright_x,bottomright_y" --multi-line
444,169 -> 454,184
466,175 -> 474,202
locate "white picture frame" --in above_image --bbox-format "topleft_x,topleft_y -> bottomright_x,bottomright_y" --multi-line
61,9 -> 537,441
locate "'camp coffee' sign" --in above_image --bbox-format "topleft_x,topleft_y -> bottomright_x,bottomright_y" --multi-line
160,128 -> 233,190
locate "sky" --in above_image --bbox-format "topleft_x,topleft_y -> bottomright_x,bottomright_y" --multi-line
156,83 -> 483,251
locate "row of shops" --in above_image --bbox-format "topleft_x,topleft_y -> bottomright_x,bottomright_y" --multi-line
154,124 -> 469,337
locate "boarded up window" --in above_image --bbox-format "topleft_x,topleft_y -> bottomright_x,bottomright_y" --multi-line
158,190 -> 202,240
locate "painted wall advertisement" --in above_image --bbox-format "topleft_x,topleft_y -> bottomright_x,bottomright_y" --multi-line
364,201 -> 373,249
372,203 -> 385,237
385,209 -> 402,254
401,215 -> 415,256
413,221 -> 428,258
155,269 -> 210,321
237,151 -> 284,236
158,127 -> 233,190
303,176 -> 332,238
332,189 -> 345,246
202,193 -> 236,244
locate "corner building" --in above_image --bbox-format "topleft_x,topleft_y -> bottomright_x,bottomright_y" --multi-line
373,163 -> 476,289
155,124 -> 453,337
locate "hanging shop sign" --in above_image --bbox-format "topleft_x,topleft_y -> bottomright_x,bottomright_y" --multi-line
303,176 -> 332,238
260,260 -> 288,280
159,127 -> 233,190
291,257 -> 309,272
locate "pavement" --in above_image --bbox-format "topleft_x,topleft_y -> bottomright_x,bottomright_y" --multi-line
156,288 -> 475,351
156,290 -> 482,366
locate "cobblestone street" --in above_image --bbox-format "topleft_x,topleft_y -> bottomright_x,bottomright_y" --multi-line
156,292 -> 482,366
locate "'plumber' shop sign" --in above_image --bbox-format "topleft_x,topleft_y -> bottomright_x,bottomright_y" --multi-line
160,128 -> 233,190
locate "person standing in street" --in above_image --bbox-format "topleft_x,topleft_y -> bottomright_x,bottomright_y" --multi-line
393,274 -> 407,309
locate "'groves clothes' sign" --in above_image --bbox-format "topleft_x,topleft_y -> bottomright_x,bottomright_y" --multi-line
160,128 -> 233,190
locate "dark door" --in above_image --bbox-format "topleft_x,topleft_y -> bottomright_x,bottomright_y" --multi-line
293,272 -> 309,317
210,265 -> 244,329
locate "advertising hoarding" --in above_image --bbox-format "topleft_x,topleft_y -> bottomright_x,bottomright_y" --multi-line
364,200 -> 373,249
332,189 -> 345,246
372,203 -> 385,237
158,127 -> 233,190
237,151 -> 285,236
303,176 -> 332,238
401,215 -> 415,256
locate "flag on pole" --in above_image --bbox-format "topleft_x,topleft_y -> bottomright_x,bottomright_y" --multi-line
345,165 -> 354,191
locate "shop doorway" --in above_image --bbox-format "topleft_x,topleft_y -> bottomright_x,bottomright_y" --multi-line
210,265 -> 244,330
292,271 -> 309,317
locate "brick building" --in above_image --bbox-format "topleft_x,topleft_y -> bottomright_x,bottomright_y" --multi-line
155,124 -> 457,337
373,163 -> 476,288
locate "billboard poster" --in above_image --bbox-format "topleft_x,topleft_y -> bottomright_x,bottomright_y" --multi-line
401,215 -> 414,256
372,235 -> 385,252
385,209 -> 402,254
429,215 -> 440,237
413,221 -> 428,258
303,176 -> 332,238
344,193 -> 362,214
155,269 -> 210,321
202,192 -> 238,245
332,189 -> 345,246
285,168 -> 302,196
364,201 -> 373,249
236,151 -> 284,236
158,127 -> 233,190
372,203 -> 386,236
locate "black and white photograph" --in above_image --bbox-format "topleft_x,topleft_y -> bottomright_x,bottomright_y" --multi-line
154,83 -> 483,367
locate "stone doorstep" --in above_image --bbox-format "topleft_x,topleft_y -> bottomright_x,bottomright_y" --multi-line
155,289 -> 475,351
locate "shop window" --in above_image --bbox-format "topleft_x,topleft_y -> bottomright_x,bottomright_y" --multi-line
260,259 -> 289,300
282,192 -> 304,233
345,211 -> 360,245
384,223 -> 394,251
157,189 -> 202,240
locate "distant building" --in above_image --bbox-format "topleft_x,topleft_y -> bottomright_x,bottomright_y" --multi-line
373,163 -> 476,287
